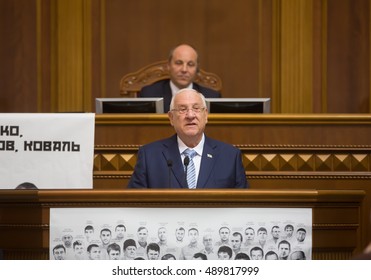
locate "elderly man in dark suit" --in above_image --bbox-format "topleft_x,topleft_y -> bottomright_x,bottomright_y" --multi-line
127,89 -> 248,189
138,44 -> 221,112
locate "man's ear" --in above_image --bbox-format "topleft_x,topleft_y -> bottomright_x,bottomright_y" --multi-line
168,111 -> 174,126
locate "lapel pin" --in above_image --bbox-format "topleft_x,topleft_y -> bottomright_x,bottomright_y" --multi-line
207,154 -> 213,158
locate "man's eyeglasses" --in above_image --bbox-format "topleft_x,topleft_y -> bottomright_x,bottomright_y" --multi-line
171,106 -> 206,114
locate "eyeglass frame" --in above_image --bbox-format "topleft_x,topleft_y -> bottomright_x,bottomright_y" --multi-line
170,106 -> 206,114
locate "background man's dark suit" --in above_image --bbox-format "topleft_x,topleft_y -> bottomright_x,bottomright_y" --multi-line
139,79 -> 221,112
127,134 -> 248,189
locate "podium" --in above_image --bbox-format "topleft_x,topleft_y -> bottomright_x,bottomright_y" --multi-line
0,189 -> 365,260
93,113 -> 371,253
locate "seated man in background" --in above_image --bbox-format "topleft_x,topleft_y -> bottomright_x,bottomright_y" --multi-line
127,89 -> 248,189
139,44 -> 221,112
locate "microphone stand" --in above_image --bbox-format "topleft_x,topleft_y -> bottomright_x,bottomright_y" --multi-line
167,160 -> 173,188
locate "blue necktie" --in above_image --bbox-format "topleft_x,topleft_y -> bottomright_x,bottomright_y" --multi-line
184,148 -> 197,189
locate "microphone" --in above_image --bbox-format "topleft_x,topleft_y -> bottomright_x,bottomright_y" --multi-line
167,160 -> 173,188
183,156 -> 190,187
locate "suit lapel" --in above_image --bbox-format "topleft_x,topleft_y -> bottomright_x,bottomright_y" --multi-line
197,137 -> 219,188
163,81 -> 173,112
161,135 -> 187,188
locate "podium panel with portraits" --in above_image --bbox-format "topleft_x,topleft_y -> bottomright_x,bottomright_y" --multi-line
0,189 -> 364,260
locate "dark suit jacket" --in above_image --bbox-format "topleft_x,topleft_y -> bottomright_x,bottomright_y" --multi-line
127,135 -> 248,189
139,79 -> 221,112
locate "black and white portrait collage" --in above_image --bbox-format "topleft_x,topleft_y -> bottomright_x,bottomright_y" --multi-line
50,208 -> 312,260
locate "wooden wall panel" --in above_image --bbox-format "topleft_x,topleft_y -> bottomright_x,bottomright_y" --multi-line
50,0 -> 90,112
38,0 -> 52,113
0,0 -> 38,112
279,0 -> 314,113
104,0 -> 264,101
312,0 -> 325,112
1,0 -> 370,113
326,0 -> 370,113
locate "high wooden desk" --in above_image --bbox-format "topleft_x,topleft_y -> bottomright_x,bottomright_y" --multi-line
95,113 -> 371,146
0,189 -> 365,260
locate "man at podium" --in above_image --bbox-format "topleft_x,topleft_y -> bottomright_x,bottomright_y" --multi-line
127,89 -> 248,189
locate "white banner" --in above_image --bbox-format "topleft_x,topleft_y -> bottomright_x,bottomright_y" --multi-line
50,208 -> 312,261
0,113 -> 95,189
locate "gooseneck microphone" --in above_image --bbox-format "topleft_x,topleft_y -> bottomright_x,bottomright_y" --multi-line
183,156 -> 190,187
167,160 -> 173,188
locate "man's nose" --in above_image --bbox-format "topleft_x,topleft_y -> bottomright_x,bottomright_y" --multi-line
181,64 -> 188,72
185,109 -> 196,117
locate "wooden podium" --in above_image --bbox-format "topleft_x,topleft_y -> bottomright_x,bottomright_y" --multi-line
93,114 -> 371,253
0,189 -> 365,260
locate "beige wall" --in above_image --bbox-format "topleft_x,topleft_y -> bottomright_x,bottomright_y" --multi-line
0,0 -> 370,113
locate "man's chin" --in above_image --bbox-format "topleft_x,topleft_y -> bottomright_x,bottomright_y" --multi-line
175,81 -> 191,88
183,131 -> 199,137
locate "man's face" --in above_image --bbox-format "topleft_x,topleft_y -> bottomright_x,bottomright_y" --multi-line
147,249 -> 159,260
109,250 -> 121,260
290,251 -> 305,260
219,228 -> 230,241
158,228 -> 167,242
176,229 -> 185,241
100,230 -> 111,245
89,247 -> 101,260
285,226 -> 293,237
266,253 -> 278,260
137,229 -> 148,242
125,246 -> 137,258
115,227 -> 126,239
53,248 -> 65,260
296,230 -> 306,242
251,250 -> 263,260
245,229 -> 255,241
278,244 -> 290,258
167,45 -> 198,89
230,235 -> 242,250
168,90 -> 208,143
218,252 -> 231,260
74,244 -> 84,255
272,227 -> 280,239
203,235 -> 213,250
85,229 -> 94,239
188,229 -> 199,244
257,230 -> 267,241
62,235 -> 73,247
